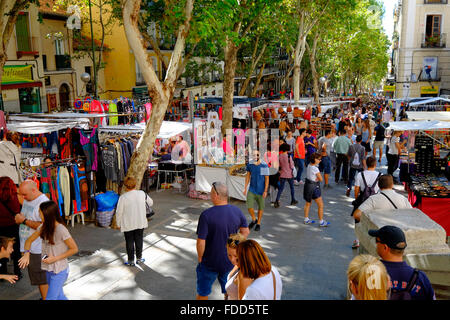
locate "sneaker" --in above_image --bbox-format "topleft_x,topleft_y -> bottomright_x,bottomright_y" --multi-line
319,220 -> 330,227
304,218 -> 315,225
299,180 -> 305,185
294,180 -> 300,186
290,199 -> 298,205
274,201 -> 280,208
346,188 -> 351,197
352,240 -> 360,249
254,224 -> 261,232
124,261 -> 135,267
136,258 -> 145,264
248,220 -> 257,230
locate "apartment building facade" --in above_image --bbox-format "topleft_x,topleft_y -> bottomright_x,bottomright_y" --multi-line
392,0 -> 450,98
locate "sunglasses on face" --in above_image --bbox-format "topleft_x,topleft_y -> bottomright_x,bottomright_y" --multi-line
227,238 -> 240,246
212,182 -> 218,195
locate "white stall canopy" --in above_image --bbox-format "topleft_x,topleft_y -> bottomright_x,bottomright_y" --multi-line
406,112 -> 450,122
387,120 -> 450,131
99,121 -> 192,139
408,97 -> 450,107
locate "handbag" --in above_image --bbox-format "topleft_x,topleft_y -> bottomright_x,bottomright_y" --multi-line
145,193 -> 155,218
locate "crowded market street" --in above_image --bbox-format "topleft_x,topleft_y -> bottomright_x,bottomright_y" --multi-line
1,0 -> 449,307
1,158 -> 404,300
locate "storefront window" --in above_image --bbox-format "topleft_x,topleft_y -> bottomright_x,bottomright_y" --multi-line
19,87 -> 41,113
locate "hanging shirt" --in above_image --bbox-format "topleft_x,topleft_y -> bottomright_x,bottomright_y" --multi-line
108,103 -> 118,126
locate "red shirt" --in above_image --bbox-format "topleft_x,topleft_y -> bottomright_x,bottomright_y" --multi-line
294,137 -> 306,159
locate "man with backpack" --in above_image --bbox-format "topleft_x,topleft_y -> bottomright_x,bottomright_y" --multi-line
346,135 -> 366,197
353,174 -> 412,223
351,156 -> 381,249
368,225 -> 435,300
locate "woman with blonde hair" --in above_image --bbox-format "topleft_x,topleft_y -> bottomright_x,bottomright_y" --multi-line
347,254 -> 390,300
224,233 -> 248,300
116,176 -> 153,266
237,239 -> 282,300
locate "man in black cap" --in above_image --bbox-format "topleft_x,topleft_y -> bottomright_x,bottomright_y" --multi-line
368,225 -> 435,300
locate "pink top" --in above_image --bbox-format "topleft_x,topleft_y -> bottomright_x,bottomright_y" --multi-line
279,153 -> 294,178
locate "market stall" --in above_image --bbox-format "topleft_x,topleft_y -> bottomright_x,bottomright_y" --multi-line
2,115 -> 98,226
195,164 -> 247,201
407,97 -> 450,112
387,120 -> 450,236
98,121 -> 194,193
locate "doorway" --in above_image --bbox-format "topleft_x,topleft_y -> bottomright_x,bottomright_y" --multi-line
59,83 -> 70,110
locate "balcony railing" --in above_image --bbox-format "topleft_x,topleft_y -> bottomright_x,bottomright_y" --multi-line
55,54 -> 71,70
421,33 -> 446,48
420,68 -> 441,81
424,0 -> 448,4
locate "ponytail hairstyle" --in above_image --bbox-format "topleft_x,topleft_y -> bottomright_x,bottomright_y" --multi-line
347,254 -> 390,300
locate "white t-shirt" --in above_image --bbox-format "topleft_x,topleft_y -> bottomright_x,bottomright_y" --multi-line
355,170 -> 381,194
306,164 -> 320,182
19,194 -> 49,254
115,190 -> 153,233
225,269 -> 239,300
388,136 -> 400,155
242,266 -> 282,300
358,189 -> 412,213
382,110 -> 392,122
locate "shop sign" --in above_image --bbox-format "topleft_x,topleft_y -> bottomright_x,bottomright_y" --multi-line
383,85 -> 396,92
420,86 -> 439,95
2,65 -> 33,84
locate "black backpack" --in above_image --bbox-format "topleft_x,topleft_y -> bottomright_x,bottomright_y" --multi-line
351,172 -> 381,215
389,269 -> 420,300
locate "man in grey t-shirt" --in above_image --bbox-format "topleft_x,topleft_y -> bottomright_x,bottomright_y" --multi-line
15,181 -> 49,299
346,135 -> 366,197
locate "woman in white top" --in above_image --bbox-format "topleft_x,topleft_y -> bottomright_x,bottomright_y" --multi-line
386,131 -> 406,178
18,201 -> 78,300
382,107 -> 392,124
224,233 -> 249,300
237,239 -> 282,300
116,177 -> 153,266
303,153 -> 330,227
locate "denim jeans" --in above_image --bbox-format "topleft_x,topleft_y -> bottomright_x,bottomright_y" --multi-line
347,168 -> 363,189
335,153 -> 349,183
46,268 -> 69,300
294,158 -> 305,182
276,178 -> 296,202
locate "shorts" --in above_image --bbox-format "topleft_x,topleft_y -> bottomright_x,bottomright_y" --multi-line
246,191 -> 265,211
319,156 -> 331,174
361,141 -> 371,152
28,253 -> 48,286
303,180 -> 321,203
196,262 -> 228,296
373,140 -> 384,150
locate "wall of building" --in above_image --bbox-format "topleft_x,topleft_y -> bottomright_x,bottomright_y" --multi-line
1,5 -> 47,112
396,0 -> 450,98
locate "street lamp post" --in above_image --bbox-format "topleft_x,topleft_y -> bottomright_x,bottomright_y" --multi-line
81,72 -> 91,98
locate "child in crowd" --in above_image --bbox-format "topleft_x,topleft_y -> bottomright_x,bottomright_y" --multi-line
303,153 -> 330,227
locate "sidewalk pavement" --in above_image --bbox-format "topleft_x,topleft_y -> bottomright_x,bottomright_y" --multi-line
0,160 -> 401,300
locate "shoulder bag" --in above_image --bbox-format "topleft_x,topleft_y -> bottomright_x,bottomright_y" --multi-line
271,270 -> 277,300
145,193 -> 155,218
380,192 -> 398,209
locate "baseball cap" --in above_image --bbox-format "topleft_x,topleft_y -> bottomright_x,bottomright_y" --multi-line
368,225 -> 407,250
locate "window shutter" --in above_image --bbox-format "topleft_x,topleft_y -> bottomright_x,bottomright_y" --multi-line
16,13 -> 31,51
